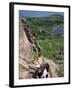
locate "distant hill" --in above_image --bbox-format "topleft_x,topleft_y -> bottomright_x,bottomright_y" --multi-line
51,25 -> 64,36
27,14 -> 64,26
47,14 -> 64,21
26,14 -> 64,38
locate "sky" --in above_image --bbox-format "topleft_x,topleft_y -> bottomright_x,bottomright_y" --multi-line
19,10 -> 64,17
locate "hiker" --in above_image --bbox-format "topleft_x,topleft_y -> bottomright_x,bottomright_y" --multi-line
32,63 -> 50,78
39,63 -> 50,78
